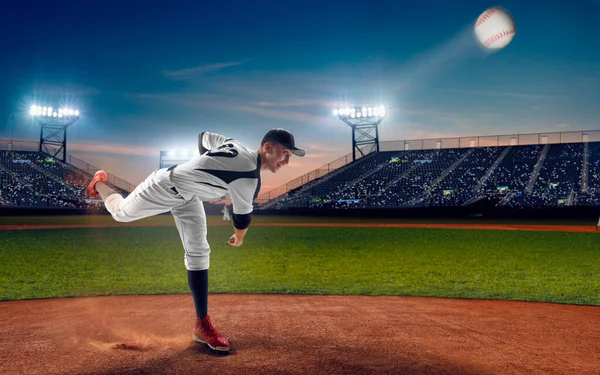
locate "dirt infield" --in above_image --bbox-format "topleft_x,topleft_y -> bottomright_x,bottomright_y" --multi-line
1,295 -> 598,375
1,222 -> 598,374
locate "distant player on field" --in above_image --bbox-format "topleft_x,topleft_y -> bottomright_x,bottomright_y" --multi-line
86,128 -> 305,352
221,204 -> 231,221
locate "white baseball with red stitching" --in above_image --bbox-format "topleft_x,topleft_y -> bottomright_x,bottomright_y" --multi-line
474,7 -> 516,49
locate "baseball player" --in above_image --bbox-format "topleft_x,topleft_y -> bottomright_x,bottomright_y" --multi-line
86,128 -> 305,352
221,205 -> 231,221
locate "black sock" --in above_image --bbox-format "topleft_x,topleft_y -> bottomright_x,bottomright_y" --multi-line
187,269 -> 208,318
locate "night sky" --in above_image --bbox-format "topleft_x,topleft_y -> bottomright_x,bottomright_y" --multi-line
1,0 -> 599,192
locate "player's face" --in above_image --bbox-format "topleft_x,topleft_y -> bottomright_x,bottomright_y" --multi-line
265,143 -> 291,173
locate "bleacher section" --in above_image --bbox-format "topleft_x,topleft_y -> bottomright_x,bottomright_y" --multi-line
0,150 -> 124,210
573,142 -> 600,207
0,150 -> 232,214
371,148 -> 468,208
2,141 -> 597,212
263,142 -> 595,210
507,143 -> 584,208
427,146 -> 504,207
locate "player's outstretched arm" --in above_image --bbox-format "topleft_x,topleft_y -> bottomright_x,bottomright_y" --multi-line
226,178 -> 256,247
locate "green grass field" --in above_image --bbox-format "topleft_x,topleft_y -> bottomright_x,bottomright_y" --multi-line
1,215 -> 598,305
0,214 -> 596,226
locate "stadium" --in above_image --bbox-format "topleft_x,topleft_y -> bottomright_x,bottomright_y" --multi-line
2,125 -> 600,220
1,117 -> 599,374
2,2 -> 600,375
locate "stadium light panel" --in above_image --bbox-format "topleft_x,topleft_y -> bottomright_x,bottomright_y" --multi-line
334,105 -> 386,120
30,104 -> 80,118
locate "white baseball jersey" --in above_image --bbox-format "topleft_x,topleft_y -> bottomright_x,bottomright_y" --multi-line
169,132 -> 261,229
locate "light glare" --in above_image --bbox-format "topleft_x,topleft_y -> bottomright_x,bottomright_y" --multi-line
333,105 -> 386,119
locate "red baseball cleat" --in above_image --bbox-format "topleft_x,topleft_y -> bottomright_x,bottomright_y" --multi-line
87,170 -> 107,198
193,315 -> 230,352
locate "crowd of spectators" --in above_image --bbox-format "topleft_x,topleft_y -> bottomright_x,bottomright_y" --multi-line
262,142 -> 596,210
2,142 -> 597,213
426,146 -> 504,207
507,143 -> 584,207
0,151 -> 119,210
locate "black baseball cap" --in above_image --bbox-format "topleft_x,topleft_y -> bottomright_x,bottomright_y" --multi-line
261,128 -> 305,157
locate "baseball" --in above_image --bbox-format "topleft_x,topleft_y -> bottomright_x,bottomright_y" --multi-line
474,7 -> 516,49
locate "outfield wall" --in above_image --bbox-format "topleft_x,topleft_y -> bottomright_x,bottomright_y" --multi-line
2,204 -> 598,220
254,206 -> 600,220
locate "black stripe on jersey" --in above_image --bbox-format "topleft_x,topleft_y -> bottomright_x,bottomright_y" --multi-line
196,181 -> 227,190
253,154 -> 261,201
206,149 -> 239,158
224,138 -> 233,142
193,169 -> 259,184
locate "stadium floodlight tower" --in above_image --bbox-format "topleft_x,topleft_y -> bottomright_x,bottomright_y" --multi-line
333,105 -> 386,162
29,104 -> 80,162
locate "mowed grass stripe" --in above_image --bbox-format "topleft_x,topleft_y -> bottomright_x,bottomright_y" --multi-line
0,226 -> 598,305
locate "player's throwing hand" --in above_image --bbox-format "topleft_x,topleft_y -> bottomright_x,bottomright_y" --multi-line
228,233 -> 243,247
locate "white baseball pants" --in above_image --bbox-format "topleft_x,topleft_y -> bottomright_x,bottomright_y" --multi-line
104,168 -> 211,271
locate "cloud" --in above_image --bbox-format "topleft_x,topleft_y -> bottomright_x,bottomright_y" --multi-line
306,143 -> 347,152
230,105 -> 333,125
432,87 -> 555,99
129,91 -> 336,126
128,92 -> 222,106
67,141 -> 159,157
254,99 -> 338,108
164,60 -> 251,81
406,129 -> 465,140
556,123 -> 571,129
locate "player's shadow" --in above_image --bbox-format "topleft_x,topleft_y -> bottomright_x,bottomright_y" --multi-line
82,338 -> 494,375
187,339 -> 236,356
